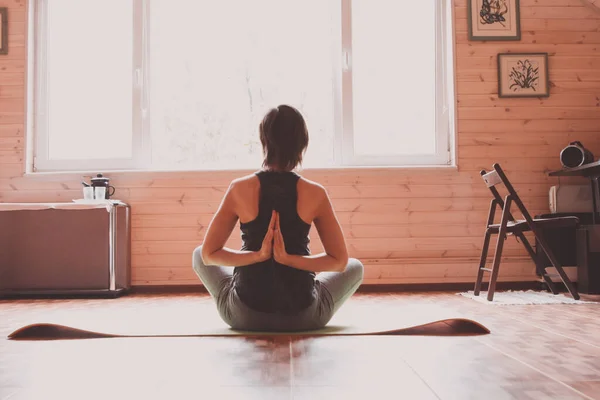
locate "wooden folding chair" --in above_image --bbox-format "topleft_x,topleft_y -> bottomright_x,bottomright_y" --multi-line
474,163 -> 580,301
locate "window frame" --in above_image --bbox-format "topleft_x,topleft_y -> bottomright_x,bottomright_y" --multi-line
29,0 -> 455,173
30,0 -> 147,172
339,0 -> 453,167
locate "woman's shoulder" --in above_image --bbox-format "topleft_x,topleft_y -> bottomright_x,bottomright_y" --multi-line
231,172 -> 259,184
228,173 -> 260,194
297,175 -> 327,198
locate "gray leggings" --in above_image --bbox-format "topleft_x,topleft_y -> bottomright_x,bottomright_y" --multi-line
192,245 -> 364,332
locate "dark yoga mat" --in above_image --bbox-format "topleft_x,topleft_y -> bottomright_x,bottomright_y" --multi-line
7,301 -> 490,340
9,318 -> 489,340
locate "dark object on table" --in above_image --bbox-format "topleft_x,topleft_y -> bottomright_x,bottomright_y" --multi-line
474,163 -> 580,301
560,141 -> 594,168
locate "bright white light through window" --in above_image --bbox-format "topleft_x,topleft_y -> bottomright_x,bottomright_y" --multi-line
45,0 -> 133,161
148,0 -> 336,170
33,0 -> 451,171
351,0 -> 436,156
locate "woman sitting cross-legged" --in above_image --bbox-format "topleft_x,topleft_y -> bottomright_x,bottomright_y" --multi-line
192,104 -> 364,332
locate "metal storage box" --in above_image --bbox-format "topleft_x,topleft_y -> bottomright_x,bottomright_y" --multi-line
0,201 -> 131,298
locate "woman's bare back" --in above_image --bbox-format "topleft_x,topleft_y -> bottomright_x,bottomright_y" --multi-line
201,170 -> 348,273
232,172 -> 324,227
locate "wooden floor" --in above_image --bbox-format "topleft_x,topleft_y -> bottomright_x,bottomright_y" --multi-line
1,291 -> 600,400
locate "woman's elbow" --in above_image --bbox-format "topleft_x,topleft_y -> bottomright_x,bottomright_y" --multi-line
334,255 -> 349,272
201,247 -> 216,266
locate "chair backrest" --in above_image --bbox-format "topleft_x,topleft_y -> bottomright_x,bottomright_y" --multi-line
480,163 -> 536,224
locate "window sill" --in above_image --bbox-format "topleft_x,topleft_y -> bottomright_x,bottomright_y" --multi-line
23,163 -> 458,179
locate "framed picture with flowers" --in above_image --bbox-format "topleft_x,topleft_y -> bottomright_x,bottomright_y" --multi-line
497,53 -> 549,98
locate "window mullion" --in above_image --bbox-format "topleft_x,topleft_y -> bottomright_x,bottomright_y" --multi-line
437,0 -> 453,164
331,0 -> 343,167
341,0 -> 354,167
435,0 -> 446,161
33,0 -> 49,172
132,0 -> 150,170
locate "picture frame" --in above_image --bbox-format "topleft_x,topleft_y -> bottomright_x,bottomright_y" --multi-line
0,8 -> 7,55
497,53 -> 550,98
467,0 -> 521,41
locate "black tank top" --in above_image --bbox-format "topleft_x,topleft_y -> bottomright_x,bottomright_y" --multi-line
233,170 -> 316,314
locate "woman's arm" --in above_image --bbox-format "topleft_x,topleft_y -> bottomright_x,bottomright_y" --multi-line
201,182 -> 275,267
274,187 -> 349,273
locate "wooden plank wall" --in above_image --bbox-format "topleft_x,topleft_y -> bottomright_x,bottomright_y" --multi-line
1,0 -> 599,286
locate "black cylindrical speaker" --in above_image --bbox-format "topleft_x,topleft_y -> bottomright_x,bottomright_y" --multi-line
560,141 -> 594,168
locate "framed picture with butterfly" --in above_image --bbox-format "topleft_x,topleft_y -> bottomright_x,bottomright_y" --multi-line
467,0 -> 521,41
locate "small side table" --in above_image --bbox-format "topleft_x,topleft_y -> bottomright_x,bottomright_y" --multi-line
549,160 -> 600,224
549,162 -> 600,294
0,201 -> 131,298
576,225 -> 600,294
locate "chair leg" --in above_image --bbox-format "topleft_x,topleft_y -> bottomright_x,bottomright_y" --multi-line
474,229 -> 492,296
487,197 -> 512,301
536,236 -> 580,301
475,199 -> 498,296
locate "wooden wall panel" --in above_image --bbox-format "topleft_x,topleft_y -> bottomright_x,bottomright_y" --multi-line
1,0 -> 599,286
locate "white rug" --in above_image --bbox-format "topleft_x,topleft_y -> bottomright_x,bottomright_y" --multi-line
458,290 -> 597,305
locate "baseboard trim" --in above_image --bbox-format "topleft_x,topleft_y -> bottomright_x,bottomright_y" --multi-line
129,281 -> 545,295
130,285 -> 207,294
355,281 -> 544,292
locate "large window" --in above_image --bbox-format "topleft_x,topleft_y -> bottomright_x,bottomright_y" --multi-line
30,0 -> 455,172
